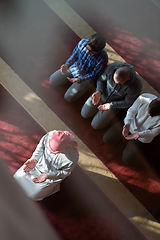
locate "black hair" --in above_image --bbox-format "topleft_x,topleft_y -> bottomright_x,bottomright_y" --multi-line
148,98 -> 160,117
87,33 -> 106,52
115,67 -> 130,82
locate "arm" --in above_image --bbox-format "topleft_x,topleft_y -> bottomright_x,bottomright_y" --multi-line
97,103 -> 112,111
92,91 -> 102,105
32,173 -> 49,183
80,58 -> 108,83
124,98 -> 140,126
23,159 -> 37,172
65,40 -> 81,68
111,91 -> 140,109
48,149 -> 78,182
29,137 -> 49,182
111,79 -> 142,109
122,124 -> 130,137
124,96 -> 160,142
23,133 -> 49,173
60,64 -> 68,75
129,128 -> 160,142
32,162 -> 73,184
79,54 -> 108,84
122,123 -> 140,140
33,149 -> 78,184
96,66 -> 109,92
31,133 -> 48,161
67,77 -> 81,83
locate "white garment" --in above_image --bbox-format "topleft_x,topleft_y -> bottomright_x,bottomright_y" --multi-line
14,131 -> 79,200
0,159 -> 60,240
124,93 -> 160,143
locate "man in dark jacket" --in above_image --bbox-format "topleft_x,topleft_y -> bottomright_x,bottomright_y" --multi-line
81,61 -> 142,129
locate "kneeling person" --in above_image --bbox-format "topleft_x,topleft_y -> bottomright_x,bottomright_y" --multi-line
81,61 -> 142,129
14,130 -> 79,201
49,34 -> 108,102
103,93 -> 160,168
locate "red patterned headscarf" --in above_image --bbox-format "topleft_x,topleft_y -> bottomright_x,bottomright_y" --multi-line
47,131 -> 78,153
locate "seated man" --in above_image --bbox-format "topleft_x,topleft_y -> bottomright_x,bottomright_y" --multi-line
81,61 -> 142,129
14,130 -> 79,201
103,93 -> 160,168
49,33 -> 108,102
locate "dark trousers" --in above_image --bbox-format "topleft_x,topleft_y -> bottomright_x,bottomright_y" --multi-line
103,121 -> 150,169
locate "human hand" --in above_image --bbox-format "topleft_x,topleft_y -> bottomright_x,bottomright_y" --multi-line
67,77 -> 81,83
32,173 -> 49,183
98,103 -> 112,111
125,133 -> 140,140
92,91 -> 101,105
122,124 -> 130,138
23,159 -> 37,173
60,64 -> 68,75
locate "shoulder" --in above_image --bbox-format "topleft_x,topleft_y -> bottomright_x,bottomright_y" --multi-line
104,61 -> 123,74
140,93 -> 157,99
97,50 -> 108,62
42,130 -> 56,144
139,93 -> 158,103
78,38 -> 88,47
124,74 -> 142,93
64,148 -> 79,163
132,94 -> 157,108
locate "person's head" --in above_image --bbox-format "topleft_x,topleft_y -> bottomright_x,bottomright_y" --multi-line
86,33 -> 106,54
148,98 -> 160,117
47,131 -> 78,153
113,67 -> 131,84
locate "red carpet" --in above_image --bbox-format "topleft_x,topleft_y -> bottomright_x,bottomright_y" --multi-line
0,0 -> 160,222
0,85 -> 146,240
0,85 -> 46,173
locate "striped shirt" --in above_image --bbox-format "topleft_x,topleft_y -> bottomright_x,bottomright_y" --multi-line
65,38 -> 108,84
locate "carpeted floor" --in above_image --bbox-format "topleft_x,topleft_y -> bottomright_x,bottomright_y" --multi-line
0,0 -> 160,226
0,85 -> 147,240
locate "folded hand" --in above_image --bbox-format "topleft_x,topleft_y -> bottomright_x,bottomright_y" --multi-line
32,173 -> 49,183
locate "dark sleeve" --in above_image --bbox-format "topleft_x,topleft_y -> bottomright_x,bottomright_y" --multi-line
96,66 -> 109,92
111,79 -> 142,109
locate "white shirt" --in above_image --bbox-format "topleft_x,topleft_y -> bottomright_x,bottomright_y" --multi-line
31,131 -> 79,182
124,93 -> 160,143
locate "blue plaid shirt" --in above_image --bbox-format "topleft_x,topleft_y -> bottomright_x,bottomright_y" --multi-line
65,38 -> 108,84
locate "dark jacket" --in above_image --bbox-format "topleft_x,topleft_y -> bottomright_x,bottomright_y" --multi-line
96,61 -> 142,109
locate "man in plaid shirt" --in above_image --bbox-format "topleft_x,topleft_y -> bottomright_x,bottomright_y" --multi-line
49,34 -> 108,102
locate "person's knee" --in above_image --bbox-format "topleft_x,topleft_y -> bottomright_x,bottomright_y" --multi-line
64,92 -> 74,103
103,130 -> 113,144
49,70 -> 66,85
122,150 -> 130,165
81,105 -> 90,118
49,72 -> 58,85
91,119 -> 102,129
81,97 -> 97,118
30,195 -> 44,201
122,147 -> 137,166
